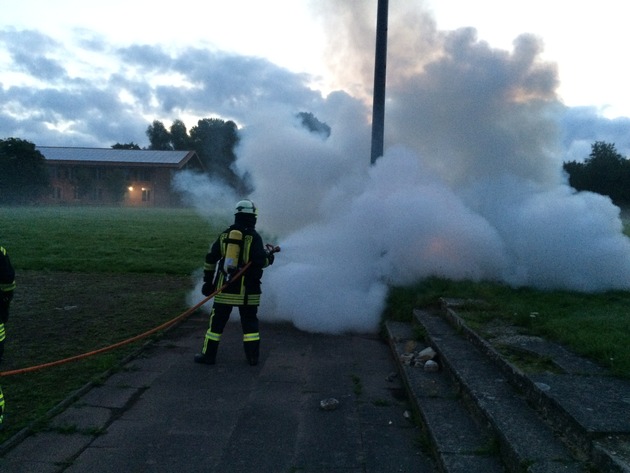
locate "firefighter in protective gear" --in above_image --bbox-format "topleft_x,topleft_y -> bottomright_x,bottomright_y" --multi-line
194,200 -> 275,366
0,246 -> 16,428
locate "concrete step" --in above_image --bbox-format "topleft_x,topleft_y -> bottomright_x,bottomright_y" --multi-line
385,320 -> 506,473
412,308 -> 587,473
437,298 -> 630,473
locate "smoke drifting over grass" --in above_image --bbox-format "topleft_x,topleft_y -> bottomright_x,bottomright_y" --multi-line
180,2 -> 630,334
172,171 -> 238,221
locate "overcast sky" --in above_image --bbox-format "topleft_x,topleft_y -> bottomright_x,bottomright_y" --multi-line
1,0 -> 629,161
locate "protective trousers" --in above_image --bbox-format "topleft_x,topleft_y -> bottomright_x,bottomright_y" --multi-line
0,323 -> 5,426
202,303 -> 260,365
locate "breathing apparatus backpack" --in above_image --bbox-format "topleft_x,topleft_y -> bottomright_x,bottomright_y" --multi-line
222,229 -> 243,280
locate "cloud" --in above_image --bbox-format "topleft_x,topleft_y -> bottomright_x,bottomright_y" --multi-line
0,32 -> 324,146
559,107 -> 630,162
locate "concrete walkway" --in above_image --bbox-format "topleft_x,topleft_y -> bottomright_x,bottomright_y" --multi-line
0,312 -> 436,473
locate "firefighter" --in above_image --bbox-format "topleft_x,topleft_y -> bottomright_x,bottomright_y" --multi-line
0,246 -> 16,428
194,200 -> 275,366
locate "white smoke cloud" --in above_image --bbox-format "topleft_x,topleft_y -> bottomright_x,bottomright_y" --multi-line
179,1 -> 630,334
258,147 -> 510,334
172,171 -> 238,220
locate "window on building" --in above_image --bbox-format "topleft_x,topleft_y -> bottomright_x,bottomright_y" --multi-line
52,187 -> 62,199
142,188 -> 151,202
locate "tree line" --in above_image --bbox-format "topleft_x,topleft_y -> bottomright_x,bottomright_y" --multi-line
2,119 -> 626,207
144,118 -> 248,193
0,117 -> 248,203
0,138 -> 49,204
141,112 -> 329,193
563,141 -> 630,206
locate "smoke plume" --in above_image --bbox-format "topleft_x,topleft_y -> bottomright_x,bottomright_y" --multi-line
183,1 -> 630,334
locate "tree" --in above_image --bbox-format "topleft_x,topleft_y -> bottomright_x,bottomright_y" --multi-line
563,141 -> 630,205
189,118 -> 250,193
170,119 -> 191,150
112,142 -> 141,150
0,138 -> 49,204
563,160 -> 587,192
297,111 -> 331,139
145,117 -> 250,193
586,142 -> 627,203
146,120 -> 173,150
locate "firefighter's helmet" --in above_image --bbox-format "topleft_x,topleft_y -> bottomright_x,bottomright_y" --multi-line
235,199 -> 257,216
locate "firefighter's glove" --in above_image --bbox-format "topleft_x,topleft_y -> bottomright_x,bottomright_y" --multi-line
201,282 -> 214,297
266,251 -> 275,265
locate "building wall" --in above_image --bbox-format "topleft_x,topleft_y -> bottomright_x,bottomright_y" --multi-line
44,164 -> 183,207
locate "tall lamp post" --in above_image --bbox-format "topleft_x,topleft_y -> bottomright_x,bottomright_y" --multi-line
370,0 -> 389,165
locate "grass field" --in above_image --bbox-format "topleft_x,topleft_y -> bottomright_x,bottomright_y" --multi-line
0,205 -> 629,447
384,277 -> 630,378
0,206 -> 217,274
0,206 -> 225,444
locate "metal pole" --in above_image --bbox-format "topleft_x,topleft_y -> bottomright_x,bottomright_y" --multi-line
370,0 -> 389,165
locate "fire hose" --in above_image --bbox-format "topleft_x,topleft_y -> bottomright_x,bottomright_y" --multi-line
0,244 -> 280,377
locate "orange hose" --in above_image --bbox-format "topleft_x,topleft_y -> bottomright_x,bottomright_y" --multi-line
0,262 -> 253,377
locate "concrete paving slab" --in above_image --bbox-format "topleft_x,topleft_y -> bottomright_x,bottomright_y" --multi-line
495,336 -> 607,376
0,458 -> 63,473
439,453 -> 505,473
3,430 -> 93,463
49,405 -> 112,432
529,372 -> 630,434
1,315 -> 436,472
78,384 -> 139,410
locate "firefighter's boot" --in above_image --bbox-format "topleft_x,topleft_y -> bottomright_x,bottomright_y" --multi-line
194,339 -> 218,365
243,337 -> 260,366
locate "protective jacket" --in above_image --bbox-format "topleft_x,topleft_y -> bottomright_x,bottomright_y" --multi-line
0,246 -> 15,325
0,247 -> 15,294
203,224 -> 271,306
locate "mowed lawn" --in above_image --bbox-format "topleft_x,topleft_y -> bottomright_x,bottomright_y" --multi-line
0,206 -> 224,444
1,206 -> 218,274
